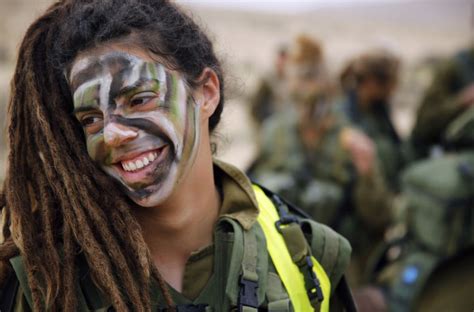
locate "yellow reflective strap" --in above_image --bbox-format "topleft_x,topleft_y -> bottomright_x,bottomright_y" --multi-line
253,185 -> 331,312
310,257 -> 330,312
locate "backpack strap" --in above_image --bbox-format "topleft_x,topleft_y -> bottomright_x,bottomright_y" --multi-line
253,184 -> 331,312
220,217 -> 267,311
9,256 -> 33,309
238,228 -> 259,312
9,255 -> 94,311
271,194 -> 325,308
254,183 -> 354,310
254,182 -> 352,283
334,276 -> 357,312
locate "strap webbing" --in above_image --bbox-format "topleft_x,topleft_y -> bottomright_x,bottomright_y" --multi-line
238,228 -> 259,311
272,194 -> 324,308
10,256 -> 33,309
241,229 -> 259,283
268,299 -> 293,312
253,185 -> 331,312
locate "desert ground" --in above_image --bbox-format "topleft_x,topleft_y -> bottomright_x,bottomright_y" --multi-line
0,0 -> 471,181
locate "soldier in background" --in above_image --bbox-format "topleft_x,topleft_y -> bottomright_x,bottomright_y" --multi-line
249,35 -> 393,286
336,49 -> 404,192
249,44 -> 290,128
359,107 -> 474,311
411,47 -> 474,160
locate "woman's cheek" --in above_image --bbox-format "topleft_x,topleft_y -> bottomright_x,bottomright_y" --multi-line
86,134 -> 106,163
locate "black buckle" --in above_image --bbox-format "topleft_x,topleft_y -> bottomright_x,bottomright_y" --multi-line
272,194 -> 299,232
275,215 -> 300,233
176,304 -> 209,312
238,275 -> 259,311
303,256 -> 324,303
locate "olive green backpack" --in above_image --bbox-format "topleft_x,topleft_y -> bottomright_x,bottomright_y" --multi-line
402,152 -> 474,255
371,108 -> 474,311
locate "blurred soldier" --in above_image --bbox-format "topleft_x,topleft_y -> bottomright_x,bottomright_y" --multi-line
250,35 -> 393,286
336,49 -> 404,192
364,107 -> 474,311
249,44 -> 290,128
411,47 -> 474,160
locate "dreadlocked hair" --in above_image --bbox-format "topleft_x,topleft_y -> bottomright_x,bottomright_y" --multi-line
0,0 -> 225,310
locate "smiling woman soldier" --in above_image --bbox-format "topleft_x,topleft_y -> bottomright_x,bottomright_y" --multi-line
0,1 -> 353,311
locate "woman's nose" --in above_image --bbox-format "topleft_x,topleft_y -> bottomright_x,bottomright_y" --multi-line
103,121 -> 138,147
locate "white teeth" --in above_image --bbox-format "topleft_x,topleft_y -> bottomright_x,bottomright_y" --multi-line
120,150 -> 161,172
148,152 -> 157,162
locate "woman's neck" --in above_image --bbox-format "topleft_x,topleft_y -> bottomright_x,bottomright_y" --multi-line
132,139 -> 220,291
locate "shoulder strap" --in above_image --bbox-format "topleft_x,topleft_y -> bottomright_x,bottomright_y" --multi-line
254,184 -> 355,311
254,183 -> 352,280
219,217 -> 267,311
238,228 -> 259,312
9,256 -> 33,309
9,255 -> 92,311
253,184 -> 331,312
335,276 -> 357,312
252,183 -> 311,219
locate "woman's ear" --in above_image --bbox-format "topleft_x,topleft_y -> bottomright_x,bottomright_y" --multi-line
195,68 -> 220,119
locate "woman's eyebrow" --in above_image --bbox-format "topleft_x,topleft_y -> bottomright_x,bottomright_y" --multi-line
115,78 -> 160,98
73,105 -> 100,114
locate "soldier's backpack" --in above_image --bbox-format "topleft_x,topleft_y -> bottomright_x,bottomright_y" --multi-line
366,151 -> 474,312
402,151 -> 474,255
369,108 -> 474,311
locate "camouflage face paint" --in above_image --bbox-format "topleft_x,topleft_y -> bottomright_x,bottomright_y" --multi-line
69,50 -> 201,207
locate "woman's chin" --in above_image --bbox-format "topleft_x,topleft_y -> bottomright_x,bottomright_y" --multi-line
127,179 -> 175,208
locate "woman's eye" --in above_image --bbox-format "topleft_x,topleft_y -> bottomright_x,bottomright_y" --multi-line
81,115 -> 103,126
130,97 -> 149,106
79,114 -> 104,134
130,92 -> 157,107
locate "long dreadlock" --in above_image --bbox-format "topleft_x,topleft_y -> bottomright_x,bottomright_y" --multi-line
0,0 -> 225,310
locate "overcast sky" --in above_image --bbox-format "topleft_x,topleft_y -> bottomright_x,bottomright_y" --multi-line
176,0 -> 410,13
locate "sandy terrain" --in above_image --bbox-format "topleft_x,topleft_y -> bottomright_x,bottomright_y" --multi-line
0,0 -> 471,180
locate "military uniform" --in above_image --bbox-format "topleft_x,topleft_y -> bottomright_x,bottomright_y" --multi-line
249,111 -> 392,286
3,160 -> 352,311
371,107 -> 474,311
334,91 -> 405,192
411,48 -> 474,160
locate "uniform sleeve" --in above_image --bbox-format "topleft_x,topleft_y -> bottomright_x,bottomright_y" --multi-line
353,162 -> 394,233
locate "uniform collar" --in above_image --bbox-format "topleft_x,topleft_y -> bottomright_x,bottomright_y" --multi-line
213,159 -> 259,230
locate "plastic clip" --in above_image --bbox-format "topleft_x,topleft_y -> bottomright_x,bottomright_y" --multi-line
238,275 -> 259,311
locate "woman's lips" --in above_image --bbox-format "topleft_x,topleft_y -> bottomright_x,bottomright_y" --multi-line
112,145 -> 170,185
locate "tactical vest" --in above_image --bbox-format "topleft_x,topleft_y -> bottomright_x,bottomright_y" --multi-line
2,185 -> 352,311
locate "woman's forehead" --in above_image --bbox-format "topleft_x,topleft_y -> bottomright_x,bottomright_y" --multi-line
68,43 -> 170,90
